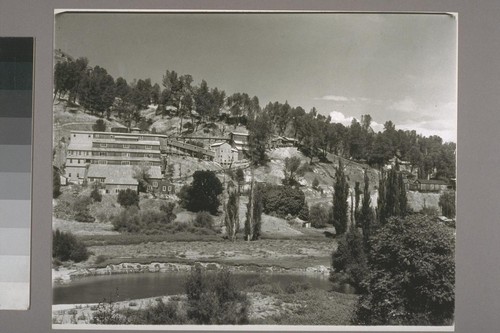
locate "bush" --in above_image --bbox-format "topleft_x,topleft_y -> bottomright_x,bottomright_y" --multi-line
53,229 -> 90,262
73,195 -> 95,222
312,177 -> 320,190
126,299 -> 185,325
90,187 -> 102,202
260,184 -> 307,218
182,171 -> 223,215
353,215 -> 455,325
95,255 -> 108,265
285,281 -> 312,294
193,211 -> 214,229
117,189 -> 139,208
308,203 -> 330,228
185,266 -> 249,325
331,229 -> 368,291
112,203 -> 179,234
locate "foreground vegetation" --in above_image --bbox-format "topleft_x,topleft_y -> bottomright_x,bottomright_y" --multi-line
53,267 -> 357,326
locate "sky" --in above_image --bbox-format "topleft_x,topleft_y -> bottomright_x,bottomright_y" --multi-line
55,12 -> 457,142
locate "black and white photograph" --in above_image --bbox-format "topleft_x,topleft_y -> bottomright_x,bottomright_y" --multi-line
51,11 -> 457,329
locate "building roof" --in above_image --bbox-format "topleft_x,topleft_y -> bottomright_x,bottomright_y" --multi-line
147,165 -> 163,179
87,165 -> 138,185
415,179 -> 448,185
87,165 -> 163,184
70,130 -> 161,139
210,142 -> 227,148
93,138 -> 160,146
67,142 -> 93,150
230,131 -> 249,136
166,140 -> 215,157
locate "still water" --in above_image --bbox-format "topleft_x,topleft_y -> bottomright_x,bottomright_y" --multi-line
53,271 -> 348,304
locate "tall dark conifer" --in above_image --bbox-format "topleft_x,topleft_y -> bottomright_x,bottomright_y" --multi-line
360,170 -> 375,247
333,159 -> 349,235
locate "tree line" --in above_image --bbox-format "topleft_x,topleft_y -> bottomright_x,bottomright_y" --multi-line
54,53 -> 455,180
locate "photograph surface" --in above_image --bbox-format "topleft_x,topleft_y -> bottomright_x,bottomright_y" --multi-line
51,11 -> 457,329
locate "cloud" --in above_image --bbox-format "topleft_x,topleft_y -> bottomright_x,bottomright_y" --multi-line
371,121 -> 384,133
397,101 -> 457,142
316,95 -> 353,102
389,96 -> 418,113
316,95 -> 384,105
329,111 -> 385,133
398,117 -> 456,143
329,110 -> 355,125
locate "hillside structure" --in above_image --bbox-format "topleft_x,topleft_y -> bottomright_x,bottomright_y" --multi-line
210,142 -> 238,166
64,130 -> 162,186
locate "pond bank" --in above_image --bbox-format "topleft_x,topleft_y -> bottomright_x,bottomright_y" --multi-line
53,261 -> 331,285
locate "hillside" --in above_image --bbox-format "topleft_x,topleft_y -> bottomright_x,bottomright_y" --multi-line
141,106 -> 248,138
249,147 -> 380,206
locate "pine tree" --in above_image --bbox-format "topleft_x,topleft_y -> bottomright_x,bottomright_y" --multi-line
333,159 -> 349,235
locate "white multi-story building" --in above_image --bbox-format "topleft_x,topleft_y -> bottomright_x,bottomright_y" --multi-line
210,142 -> 238,166
65,130 -> 162,184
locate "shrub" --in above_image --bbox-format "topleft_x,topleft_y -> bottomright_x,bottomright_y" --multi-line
91,295 -> 124,325
90,187 -> 102,202
73,195 -> 95,222
126,299 -> 185,325
182,171 -> 223,215
312,177 -> 320,190
260,184 -> 307,218
308,203 -> 330,228
92,119 -> 106,132
95,255 -> 108,265
112,203 -> 179,234
53,229 -> 90,263
285,281 -> 312,294
112,206 -> 141,232
117,189 -> 139,208
185,266 -> 249,325
331,229 -> 368,291
353,215 -> 455,325
193,211 -> 214,229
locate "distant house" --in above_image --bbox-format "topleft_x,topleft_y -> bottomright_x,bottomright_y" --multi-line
161,139 -> 215,160
269,136 -> 299,149
149,179 -> 176,196
229,132 -> 249,160
410,179 -> 449,192
210,142 -> 238,166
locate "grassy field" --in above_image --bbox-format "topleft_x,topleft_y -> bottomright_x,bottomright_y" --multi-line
82,237 -> 335,270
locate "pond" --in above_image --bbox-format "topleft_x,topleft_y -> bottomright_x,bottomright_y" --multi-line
53,271 -> 354,304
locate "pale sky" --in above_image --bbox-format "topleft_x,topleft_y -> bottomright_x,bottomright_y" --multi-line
55,12 -> 457,142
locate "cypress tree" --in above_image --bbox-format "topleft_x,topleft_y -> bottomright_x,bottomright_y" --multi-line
377,165 -> 408,225
377,171 -> 387,225
225,185 -> 239,242
333,159 -> 349,235
360,170 -> 375,247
